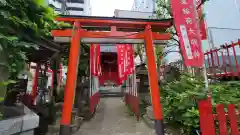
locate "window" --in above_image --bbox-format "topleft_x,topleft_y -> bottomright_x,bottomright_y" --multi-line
55,8 -> 61,11
49,4 -> 55,9
66,7 -> 84,11
66,0 -> 84,3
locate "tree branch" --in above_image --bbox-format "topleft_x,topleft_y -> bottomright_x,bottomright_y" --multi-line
170,37 -> 180,45
166,43 -> 178,47
163,50 -> 180,56
197,0 -> 209,9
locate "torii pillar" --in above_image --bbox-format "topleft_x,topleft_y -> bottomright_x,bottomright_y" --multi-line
145,24 -> 164,135
59,22 -> 81,134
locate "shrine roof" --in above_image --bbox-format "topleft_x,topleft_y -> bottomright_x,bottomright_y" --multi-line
55,15 -> 173,31
26,37 -> 61,63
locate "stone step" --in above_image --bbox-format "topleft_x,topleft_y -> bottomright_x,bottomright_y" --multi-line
100,92 -> 123,97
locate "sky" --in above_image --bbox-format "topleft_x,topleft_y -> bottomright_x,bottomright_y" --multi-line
90,0 -> 134,16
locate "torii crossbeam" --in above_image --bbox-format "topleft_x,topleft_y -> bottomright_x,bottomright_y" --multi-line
51,15 -> 172,135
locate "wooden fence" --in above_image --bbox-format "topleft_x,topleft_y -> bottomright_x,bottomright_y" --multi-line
205,40 -> 240,79
199,99 -> 240,135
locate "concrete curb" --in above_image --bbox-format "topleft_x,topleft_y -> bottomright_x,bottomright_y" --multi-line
142,114 -> 155,129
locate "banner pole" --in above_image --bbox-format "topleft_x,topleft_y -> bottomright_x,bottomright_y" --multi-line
195,0 -> 211,98
202,65 -> 209,93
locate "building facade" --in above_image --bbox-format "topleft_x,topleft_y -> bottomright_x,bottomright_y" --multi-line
46,0 -> 62,14
131,0 -> 156,13
46,0 -> 92,16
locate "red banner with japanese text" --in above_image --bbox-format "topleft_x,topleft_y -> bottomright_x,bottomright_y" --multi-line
125,44 -> 135,75
96,44 -> 101,76
171,0 -> 204,67
117,44 -> 135,84
117,44 -> 126,84
90,44 -> 101,76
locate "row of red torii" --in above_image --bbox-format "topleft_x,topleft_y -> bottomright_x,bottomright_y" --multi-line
89,43 -> 139,118
51,15 -> 172,135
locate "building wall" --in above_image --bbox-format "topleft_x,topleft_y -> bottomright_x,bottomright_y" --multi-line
132,0 -> 156,12
66,0 -> 92,16
46,0 -> 62,14
114,9 -> 156,19
46,0 -> 92,16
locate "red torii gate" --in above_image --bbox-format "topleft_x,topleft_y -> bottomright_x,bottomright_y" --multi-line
51,15 -> 172,135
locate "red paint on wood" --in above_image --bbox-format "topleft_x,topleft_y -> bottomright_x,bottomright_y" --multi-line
232,43 -> 239,74
90,92 -> 100,113
125,93 -> 140,121
226,44 -> 234,76
227,104 -> 239,135
221,51 -> 227,75
198,100 -> 216,135
216,104 -> 228,135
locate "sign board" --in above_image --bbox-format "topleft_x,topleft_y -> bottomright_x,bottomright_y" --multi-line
171,0 -> 204,67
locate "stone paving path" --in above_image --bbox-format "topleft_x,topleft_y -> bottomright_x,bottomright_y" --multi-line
74,97 -> 155,135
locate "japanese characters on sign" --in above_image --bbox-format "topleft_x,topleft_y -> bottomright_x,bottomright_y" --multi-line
117,44 -> 135,84
171,0 -> 204,67
126,44 -> 134,75
90,44 -> 101,76
117,44 -> 126,84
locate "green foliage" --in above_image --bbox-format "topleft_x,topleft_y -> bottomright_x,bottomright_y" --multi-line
0,111 -> 2,120
1,0 -> 56,38
0,0 -> 56,80
0,80 -> 16,87
61,43 -> 90,76
210,81 -> 240,105
139,99 -> 151,116
133,44 -> 163,65
160,73 -> 206,134
78,44 -> 90,76
155,46 -> 164,65
0,34 -> 39,78
160,73 -> 240,134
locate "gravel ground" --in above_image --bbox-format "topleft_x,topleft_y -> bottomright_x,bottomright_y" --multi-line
74,97 -> 156,135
